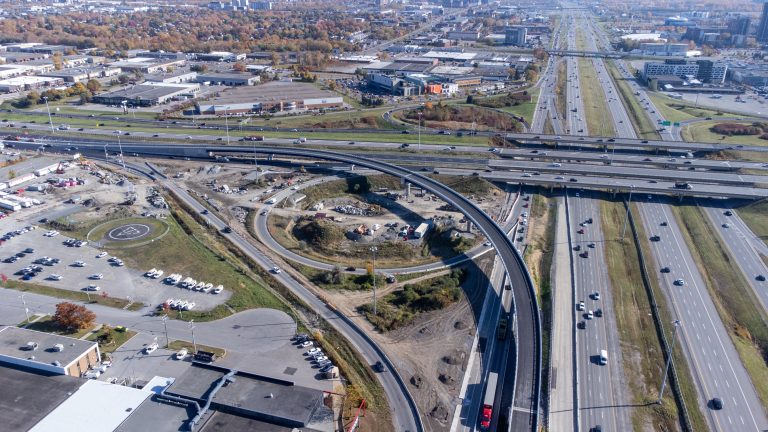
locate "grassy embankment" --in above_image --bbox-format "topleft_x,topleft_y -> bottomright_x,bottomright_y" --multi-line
602,200 -> 700,431
523,192 -> 556,414
19,315 -> 96,339
673,204 -> 768,410
606,61 -> 660,141
682,121 -> 768,147
737,201 -> 768,247
578,58 -> 614,137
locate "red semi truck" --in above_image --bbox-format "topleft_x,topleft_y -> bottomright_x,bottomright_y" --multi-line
480,372 -> 499,429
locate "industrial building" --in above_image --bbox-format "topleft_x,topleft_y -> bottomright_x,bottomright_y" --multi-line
196,72 -> 260,86
43,66 -> 122,83
0,76 -> 65,93
638,43 -> 690,56
93,83 -> 199,106
0,326 -> 100,377
642,59 -> 728,84
144,70 -> 198,84
195,52 -> 247,62
109,58 -> 187,74
196,81 -> 343,114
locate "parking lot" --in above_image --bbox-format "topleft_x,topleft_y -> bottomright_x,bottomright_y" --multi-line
0,220 -> 231,310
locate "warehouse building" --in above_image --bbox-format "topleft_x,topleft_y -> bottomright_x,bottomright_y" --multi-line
93,83 -> 199,106
109,57 -> 187,74
195,51 -> 246,62
0,76 -> 64,93
145,70 -> 198,84
0,326 -> 100,377
196,72 -> 260,86
43,66 -> 122,83
197,81 -> 343,114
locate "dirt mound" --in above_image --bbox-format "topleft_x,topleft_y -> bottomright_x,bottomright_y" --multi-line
410,374 -> 423,388
454,320 -> 467,330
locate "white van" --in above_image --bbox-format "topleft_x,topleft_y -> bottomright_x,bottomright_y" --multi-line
599,350 -> 608,365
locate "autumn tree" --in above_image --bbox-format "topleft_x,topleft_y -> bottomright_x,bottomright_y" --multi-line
269,52 -> 280,66
52,302 -> 96,332
232,62 -> 246,72
85,78 -> 101,93
190,64 -> 208,73
52,52 -> 63,70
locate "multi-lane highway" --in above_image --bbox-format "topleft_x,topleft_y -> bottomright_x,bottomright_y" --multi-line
637,201 -> 768,431
584,13 -> 768,431
569,191 -> 631,432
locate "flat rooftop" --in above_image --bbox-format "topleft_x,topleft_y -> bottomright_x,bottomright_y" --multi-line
206,81 -> 339,105
0,364 -> 85,432
96,84 -> 190,100
166,364 -> 322,427
197,72 -> 255,80
0,326 -> 97,368
200,412 -> 294,432
30,379 -> 151,432
115,394 -> 197,432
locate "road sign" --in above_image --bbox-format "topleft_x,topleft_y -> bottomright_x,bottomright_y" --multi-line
662,120 -> 671,126
673,122 -> 680,127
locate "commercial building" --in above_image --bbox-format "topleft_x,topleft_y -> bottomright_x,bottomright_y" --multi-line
0,326 -> 100,377
447,31 -> 480,41
145,70 -> 198,84
197,81 -> 343,114
367,72 -> 418,96
93,83 -> 199,106
505,27 -> 528,46
196,72 -> 259,86
0,64 -> 34,79
5,43 -> 76,55
638,43 -> 689,56
642,59 -> 727,84
109,58 -> 187,74
728,68 -> 768,86
43,66 -> 122,83
0,76 -> 65,93
728,16 -> 751,36
759,2 -> 768,43
195,52 -> 247,62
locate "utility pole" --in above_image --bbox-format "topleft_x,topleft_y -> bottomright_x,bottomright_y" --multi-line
370,246 -> 378,316
43,96 -> 54,134
620,185 -> 635,241
189,320 -> 197,353
103,144 -> 108,162
658,320 -> 681,403
161,315 -> 170,348
417,111 -> 422,152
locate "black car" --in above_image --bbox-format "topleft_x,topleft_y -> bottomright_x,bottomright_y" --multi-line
373,361 -> 386,372
660,221 -> 668,226
577,320 -> 586,329
569,178 -> 578,182
757,275 -> 766,282
724,210 -> 733,216
594,308 -> 603,317
661,267 -> 671,273
573,244 -> 582,251
401,130 -> 410,134
346,266 -> 356,271
650,235 -> 661,242
711,398 -> 723,410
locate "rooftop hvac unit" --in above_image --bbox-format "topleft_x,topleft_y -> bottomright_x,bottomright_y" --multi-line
25,341 -> 38,351
52,343 -> 64,352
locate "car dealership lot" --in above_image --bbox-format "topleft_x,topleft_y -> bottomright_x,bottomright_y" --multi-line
0,222 -> 230,310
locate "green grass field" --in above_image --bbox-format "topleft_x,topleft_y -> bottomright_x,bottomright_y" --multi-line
500,87 -> 540,124
5,280 -> 140,310
86,326 -> 138,355
682,121 -> 768,146
647,93 -> 740,124
21,315 -> 96,339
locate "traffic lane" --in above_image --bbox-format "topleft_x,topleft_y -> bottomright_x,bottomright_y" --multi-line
639,201 -> 768,431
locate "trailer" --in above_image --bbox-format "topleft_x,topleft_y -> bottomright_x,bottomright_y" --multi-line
0,199 -> 21,211
480,372 -> 498,429
412,222 -> 430,239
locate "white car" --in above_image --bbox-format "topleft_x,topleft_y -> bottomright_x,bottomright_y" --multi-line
83,370 -> 101,379
183,302 -> 196,311
592,291 -> 601,301
143,343 -> 158,354
272,266 -> 281,274
577,301 -> 585,311
85,284 -> 101,291
73,261 -> 86,267
314,356 -> 329,363
674,279 -> 685,286
97,252 -> 108,258
300,340 -> 313,348
213,285 -> 224,294
306,347 -> 321,355
89,273 -> 104,280
175,348 -> 188,360
586,310 -> 594,320
202,283 -> 213,293
48,274 -> 63,281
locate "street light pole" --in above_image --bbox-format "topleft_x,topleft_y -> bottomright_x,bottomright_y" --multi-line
658,319 -> 681,403
161,315 -> 170,348
417,112 -> 422,152
103,144 -> 108,162
43,97 -> 54,134
116,131 -> 126,171
620,185 -> 635,241
224,107 -> 231,145
370,246 -> 378,316
20,293 -> 30,323
189,320 -> 197,353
